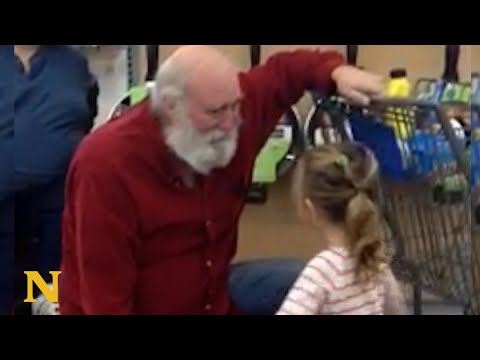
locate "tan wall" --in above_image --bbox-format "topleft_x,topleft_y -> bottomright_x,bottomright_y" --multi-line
472,45 -> 480,73
459,45 -> 471,80
135,45 -> 250,82
150,45 -> 472,113
261,46 -> 346,118
135,45 -> 473,120
157,45 -> 251,68
358,45 -> 471,83
152,45 -> 345,70
138,44 -> 474,83
358,45 -> 444,83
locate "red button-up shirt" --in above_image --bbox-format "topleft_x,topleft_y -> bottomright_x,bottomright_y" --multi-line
59,49 -> 345,315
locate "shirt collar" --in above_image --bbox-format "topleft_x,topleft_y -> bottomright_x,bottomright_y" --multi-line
14,46 -> 48,75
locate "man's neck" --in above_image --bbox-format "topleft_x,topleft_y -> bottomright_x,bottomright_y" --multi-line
14,45 -> 41,73
14,45 -> 40,56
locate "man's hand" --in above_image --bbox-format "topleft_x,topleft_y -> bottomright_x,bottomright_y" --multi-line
331,65 -> 384,106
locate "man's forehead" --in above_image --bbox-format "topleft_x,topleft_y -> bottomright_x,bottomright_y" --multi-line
189,69 -> 241,108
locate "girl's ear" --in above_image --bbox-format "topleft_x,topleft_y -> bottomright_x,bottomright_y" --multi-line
299,198 -> 319,224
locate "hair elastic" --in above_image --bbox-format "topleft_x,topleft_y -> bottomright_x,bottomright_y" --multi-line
335,154 -> 350,170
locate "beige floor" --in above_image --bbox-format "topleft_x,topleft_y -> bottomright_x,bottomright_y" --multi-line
236,174 -> 321,262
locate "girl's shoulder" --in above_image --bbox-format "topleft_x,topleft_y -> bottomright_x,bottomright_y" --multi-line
302,247 -> 356,287
312,246 -> 353,266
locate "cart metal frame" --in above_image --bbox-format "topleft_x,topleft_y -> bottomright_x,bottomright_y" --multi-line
319,97 -> 471,315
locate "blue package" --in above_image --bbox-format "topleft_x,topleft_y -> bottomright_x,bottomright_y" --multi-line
471,141 -> 480,186
349,113 -> 412,181
349,113 -> 461,181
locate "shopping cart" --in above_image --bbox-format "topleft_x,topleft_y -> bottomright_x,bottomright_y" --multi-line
317,97 -> 471,314
471,99 -> 480,315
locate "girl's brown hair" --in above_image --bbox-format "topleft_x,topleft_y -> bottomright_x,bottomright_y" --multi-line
293,142 -> 389,284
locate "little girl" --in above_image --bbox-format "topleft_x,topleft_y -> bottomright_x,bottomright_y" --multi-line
277,142 -> 407,315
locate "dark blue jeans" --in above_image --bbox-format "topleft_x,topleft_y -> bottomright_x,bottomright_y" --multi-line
229,258 -> 305,315
14,175 -> 65,300
0,195 -> 13,314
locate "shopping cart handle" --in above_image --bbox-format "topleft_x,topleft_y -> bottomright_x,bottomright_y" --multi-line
368,96 -> 437,109
439,101 -> 471,113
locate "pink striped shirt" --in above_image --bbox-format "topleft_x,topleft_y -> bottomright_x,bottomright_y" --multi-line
277,247 -> 407,315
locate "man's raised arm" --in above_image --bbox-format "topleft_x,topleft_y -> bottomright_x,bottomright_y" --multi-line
238,48 -> 383,150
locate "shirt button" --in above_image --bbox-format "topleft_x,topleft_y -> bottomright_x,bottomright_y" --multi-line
205,304 -> 212,311
205,220 -> 213,228
206,260 -> 213,268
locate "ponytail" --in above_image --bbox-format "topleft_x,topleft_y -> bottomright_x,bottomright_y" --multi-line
346,191 -> 388,284
299,142 -> 388,284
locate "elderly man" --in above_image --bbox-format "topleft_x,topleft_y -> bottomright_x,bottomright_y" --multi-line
59,45 -> 383,315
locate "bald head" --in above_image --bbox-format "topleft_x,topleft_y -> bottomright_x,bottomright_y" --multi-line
169,45 -> 239,80
151,46 -> 243,175
167,46 -> 241,116
152,46 -> 242,123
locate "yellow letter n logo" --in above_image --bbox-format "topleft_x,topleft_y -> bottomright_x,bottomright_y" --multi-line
24,271 -> 61,303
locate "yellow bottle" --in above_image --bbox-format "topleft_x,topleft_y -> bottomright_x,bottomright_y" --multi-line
386,69 -> 411,98
385,68 -> 413,139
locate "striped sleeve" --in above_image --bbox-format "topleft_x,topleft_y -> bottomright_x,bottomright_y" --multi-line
276,257 -> 330,315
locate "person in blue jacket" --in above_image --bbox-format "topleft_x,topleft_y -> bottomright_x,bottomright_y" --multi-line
0,45 -> 15,315
10,45 -> 99,314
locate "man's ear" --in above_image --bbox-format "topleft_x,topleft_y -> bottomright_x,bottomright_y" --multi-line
162,93 -> 178,113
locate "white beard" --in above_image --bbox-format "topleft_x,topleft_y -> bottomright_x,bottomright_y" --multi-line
163,108 -> 239,175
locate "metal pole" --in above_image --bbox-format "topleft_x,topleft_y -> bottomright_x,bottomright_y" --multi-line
127,45 -> 135,88
250,45 -> 261,67
145,45 -> 160,81
346,45 -> 358,66
442,45 -> 460,83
